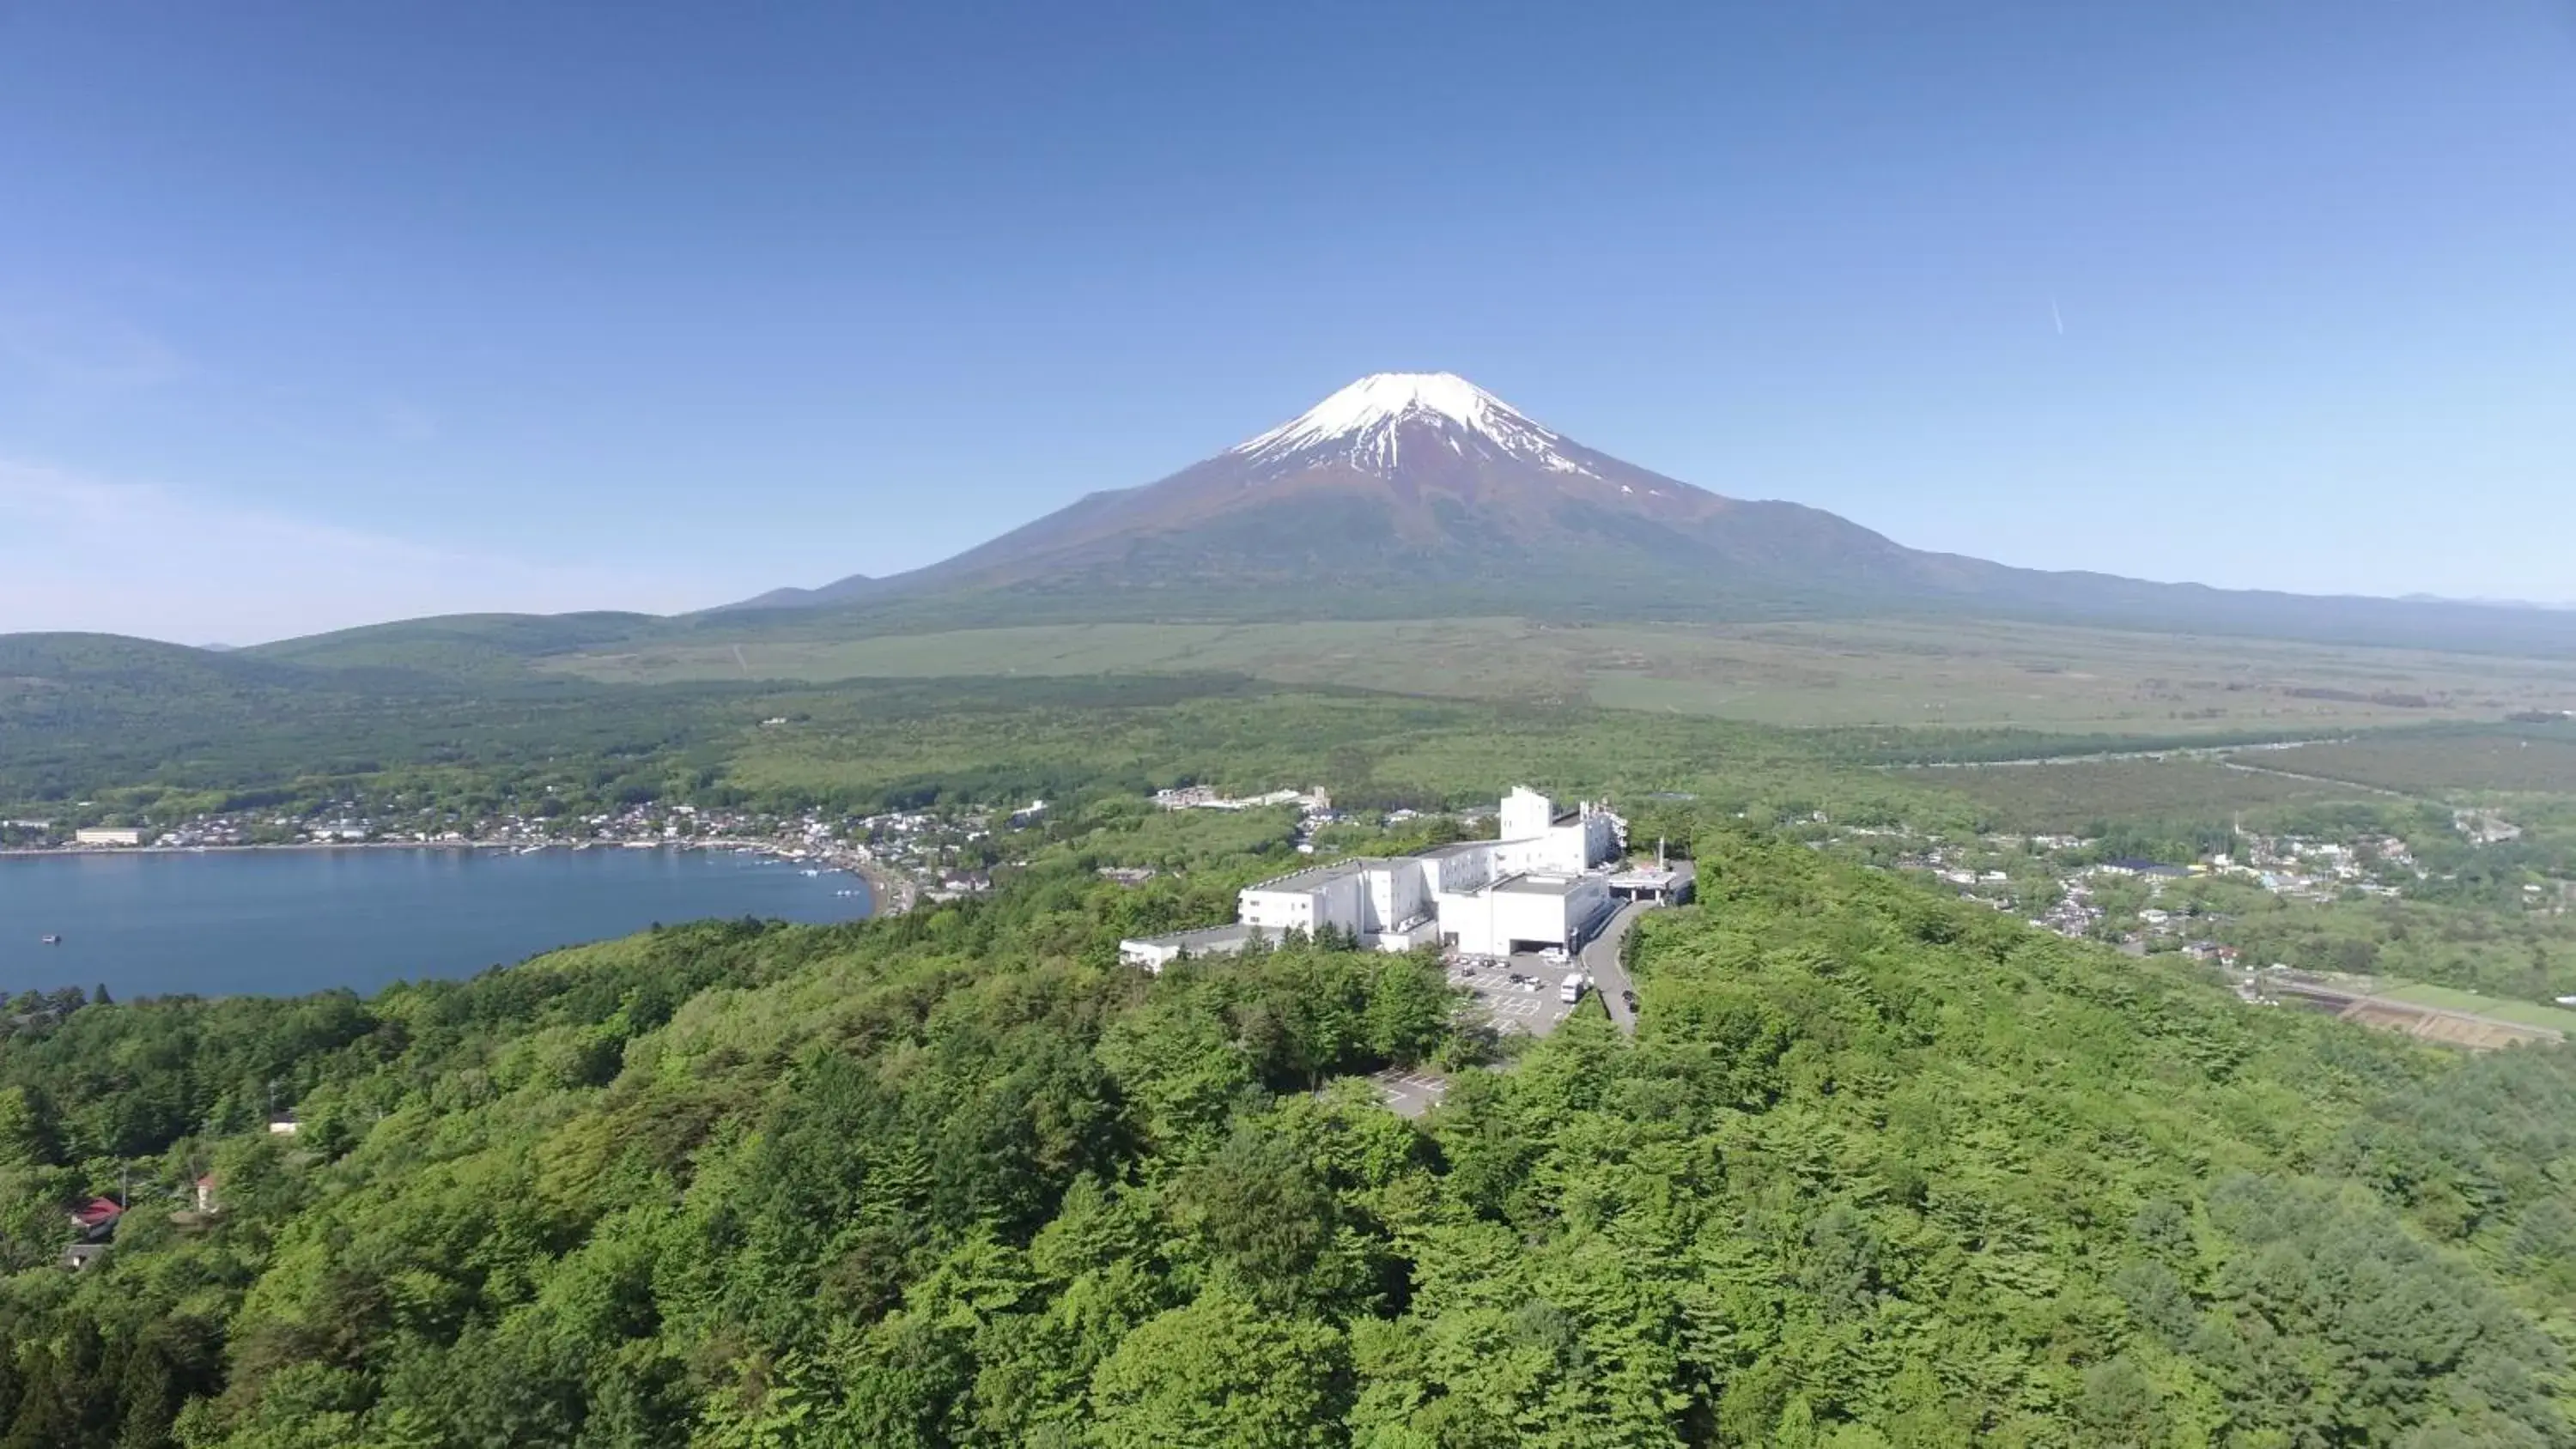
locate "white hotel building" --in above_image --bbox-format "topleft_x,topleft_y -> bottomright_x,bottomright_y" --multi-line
1119,788 -> 1632,971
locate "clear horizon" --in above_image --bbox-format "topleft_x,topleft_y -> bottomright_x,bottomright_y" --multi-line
4,2 -> 2572,644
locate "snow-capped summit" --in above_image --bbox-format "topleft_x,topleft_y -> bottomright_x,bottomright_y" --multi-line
726,368 -> 2576,663
1231,373 -> 1596,479
733,366 -> 1947,617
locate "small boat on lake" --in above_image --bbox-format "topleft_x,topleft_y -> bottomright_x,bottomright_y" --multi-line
39,934 -> 61,945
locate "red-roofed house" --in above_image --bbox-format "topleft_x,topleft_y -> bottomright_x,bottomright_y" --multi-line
69,1197 -> 123,1239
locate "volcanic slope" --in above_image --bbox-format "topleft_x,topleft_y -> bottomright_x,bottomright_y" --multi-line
739,373 -> 2576,655
755,373 -> 1982,619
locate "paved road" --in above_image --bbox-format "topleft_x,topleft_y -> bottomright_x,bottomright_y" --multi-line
1583,898 -> 1649,1035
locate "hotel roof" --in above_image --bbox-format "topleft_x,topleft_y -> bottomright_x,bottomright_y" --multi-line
1161,923 -> 1258,951
1244,857 -> 1394,893
1491,872 -> 1589,897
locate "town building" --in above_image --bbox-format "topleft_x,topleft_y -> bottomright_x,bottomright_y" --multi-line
2098,857 -> 2190,880
1153,785 -> 1333,813
1119,788 -> 1633,971
73,827 -> 148,847
1114,923 -> 1259,973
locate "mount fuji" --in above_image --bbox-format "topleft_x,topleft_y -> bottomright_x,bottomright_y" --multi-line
732,373 -> 2576,655
738,373 -> 1981,615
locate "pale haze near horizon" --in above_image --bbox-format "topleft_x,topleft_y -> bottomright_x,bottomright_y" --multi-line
2,2 -> 2570,645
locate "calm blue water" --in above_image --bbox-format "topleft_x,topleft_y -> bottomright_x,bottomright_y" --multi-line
0,847 -> 871,999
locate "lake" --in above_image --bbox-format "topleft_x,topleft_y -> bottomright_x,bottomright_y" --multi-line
0,847 -> 872,999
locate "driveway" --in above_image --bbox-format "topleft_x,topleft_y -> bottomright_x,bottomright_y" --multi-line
1582,899 -> 1649,1035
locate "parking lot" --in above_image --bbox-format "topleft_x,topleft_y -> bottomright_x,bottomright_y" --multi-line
1366,1066 -> 1451,1119
1357,928 -> 1647,1116
1445,951 -> 1594,1038
1352,889 -> 1674,1117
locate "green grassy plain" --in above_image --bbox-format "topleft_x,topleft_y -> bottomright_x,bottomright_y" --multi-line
719,687 -> 1958,828
547,615 -> 2576,734
2239,730 -> 2576,797
1915,757 -> 2389,834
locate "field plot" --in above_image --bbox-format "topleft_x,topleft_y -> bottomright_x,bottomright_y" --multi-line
2257,971 -> 2574,1049
2374,981 -> 2576,1035
2334,999 -> 2558,1050
1922,757 -> 2385,833
554,615 -> 2576,735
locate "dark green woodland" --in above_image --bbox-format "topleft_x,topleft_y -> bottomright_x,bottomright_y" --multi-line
4,820 -> 2573,1446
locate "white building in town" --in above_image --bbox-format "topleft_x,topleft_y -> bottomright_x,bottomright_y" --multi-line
1119,788 -> 1630,971
1115,923 -> 1260,974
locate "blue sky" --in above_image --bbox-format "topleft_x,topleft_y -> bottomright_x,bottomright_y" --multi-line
3,1 -> 2571,643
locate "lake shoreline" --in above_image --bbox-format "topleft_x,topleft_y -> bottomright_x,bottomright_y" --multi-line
3,840 -> 753,858
1,845 -> 876,999
1,838 -> 911,916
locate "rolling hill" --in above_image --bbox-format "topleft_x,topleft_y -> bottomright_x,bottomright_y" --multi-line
245,610 -> 665,678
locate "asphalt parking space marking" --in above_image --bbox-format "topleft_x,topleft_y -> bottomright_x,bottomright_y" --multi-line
1365,1066 -> 1451,1119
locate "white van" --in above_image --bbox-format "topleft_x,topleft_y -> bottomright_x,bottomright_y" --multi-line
1558,972 -> 1585,1004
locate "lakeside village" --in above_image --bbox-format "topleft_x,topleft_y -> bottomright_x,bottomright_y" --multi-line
9,779 -> 2556,912
0,780 -> 1674,950
9,781 -> 2565,968
0,781 -> 1411,919
0,799 -> 1069,915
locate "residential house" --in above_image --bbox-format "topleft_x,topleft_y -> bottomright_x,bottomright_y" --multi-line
69,1197 -> 123,1240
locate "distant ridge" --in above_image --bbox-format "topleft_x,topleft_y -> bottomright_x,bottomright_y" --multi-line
719,575 -> 884,613
2398,593 -> 2576,612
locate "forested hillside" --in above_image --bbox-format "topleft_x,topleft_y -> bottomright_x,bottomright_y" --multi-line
3,829 -> 2573,1446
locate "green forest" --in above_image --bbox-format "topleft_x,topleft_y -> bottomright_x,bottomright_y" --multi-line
4,822 -> 2574,1447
